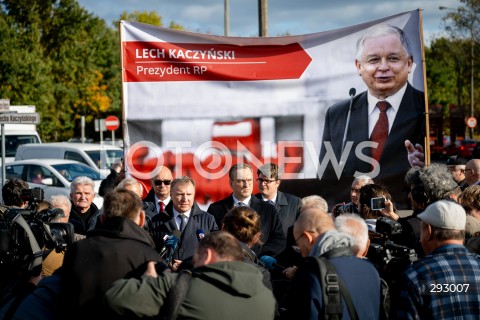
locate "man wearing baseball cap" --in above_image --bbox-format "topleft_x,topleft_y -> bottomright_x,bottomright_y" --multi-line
446,155 -> 468,190
394,200 -> 480,319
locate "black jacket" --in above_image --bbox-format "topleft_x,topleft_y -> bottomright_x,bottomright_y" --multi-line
207,194 -> 286,257
61,216 -> 163,319
256,191 -> 301,237
68,201 -> 101,236
151,201 -> 218,260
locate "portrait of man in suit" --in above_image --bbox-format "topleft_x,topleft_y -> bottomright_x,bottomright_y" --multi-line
319,24 -> 426,206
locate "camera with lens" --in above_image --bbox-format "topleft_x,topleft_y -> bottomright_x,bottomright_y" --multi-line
367,217 -> 418,287
0,187 -> 74,272
333,202 -> 357,217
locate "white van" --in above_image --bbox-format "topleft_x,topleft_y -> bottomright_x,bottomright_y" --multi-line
2,105 -> 42,163
15,142 -> 123,176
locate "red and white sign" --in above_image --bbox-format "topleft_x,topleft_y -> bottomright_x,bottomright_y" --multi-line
467,116 -> 477,128
123,42 -> 312,82
105,115 -> 120,131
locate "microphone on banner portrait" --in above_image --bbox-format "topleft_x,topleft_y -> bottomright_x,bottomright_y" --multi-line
163,230 -> 182,265
340,87 -> 357,165
196,229 -> 205,241
260,255 -> 287,271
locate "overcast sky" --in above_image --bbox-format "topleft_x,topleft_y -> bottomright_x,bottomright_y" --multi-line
77,0 -> 461,45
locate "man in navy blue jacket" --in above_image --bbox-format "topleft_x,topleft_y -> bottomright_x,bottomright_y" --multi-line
152,176 -> 218,269
280,207 -> 381,319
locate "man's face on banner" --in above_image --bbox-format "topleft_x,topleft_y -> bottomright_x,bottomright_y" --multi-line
355,33 -> 413,99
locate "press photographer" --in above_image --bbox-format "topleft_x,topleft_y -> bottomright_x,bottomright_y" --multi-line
0,179 -> 74,315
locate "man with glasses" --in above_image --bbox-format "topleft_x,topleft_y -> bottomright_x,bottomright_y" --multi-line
144,166 -> 173,214
279,207 -> 381,319
446,155 -> 468,190
208,163 -> 285,257
255,163 -> 301,237
465,159 -> 480,186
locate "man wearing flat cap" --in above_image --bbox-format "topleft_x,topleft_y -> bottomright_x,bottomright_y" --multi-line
393,200 -> 480,319
446,155 -> 468,190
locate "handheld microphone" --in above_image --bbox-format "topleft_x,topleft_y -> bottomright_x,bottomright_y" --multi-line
158,234 -> 171,256
164,230 -> 182,265
196,229 -> 205,241
340,88 -> 356,162
259,255 -> 287,271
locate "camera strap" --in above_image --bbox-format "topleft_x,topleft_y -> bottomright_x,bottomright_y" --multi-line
12,214 -> 43,270
315,256 -> 358,320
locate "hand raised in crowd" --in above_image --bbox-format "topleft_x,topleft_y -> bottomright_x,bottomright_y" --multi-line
405,140 -> 425,168
380,198 -> 399,221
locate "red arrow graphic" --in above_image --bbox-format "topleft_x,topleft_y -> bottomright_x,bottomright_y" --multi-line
122,42 -> 312,82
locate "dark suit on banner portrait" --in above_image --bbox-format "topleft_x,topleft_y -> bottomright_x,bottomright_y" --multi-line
320,83 -> 425,207
207,194 -> 286,257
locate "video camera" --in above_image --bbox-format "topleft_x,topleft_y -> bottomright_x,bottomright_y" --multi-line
0,187 -> 74,272
367,217 -> 418,287
333,202 -> 357,217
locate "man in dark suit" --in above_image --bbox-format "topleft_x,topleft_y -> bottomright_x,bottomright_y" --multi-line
207,163 -> 286,257
255,162 -> 301,237
320,24 -> 426,207
151,176 -> 218,270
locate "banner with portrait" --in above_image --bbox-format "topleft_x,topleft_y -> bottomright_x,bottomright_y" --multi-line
120,9 -> 427,209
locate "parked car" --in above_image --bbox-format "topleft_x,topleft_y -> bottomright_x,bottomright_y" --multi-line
471,142 -> 480,159
430,135 -> 450,159
3,159 -> 105,208
444,139 -> 478,159
15,142 -> 123,176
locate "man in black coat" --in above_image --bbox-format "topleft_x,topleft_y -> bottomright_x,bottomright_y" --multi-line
255,163 -> 301,237
208,163 -> 286,257
319,24 -> 426,207
151,176 -> 218,269
61,189 -> 164,319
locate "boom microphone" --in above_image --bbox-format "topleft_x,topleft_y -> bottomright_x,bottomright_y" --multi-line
259,255 -> 287,271
340,88 -> 356,161
196,229 -> 205,241
164,230 -> 182,265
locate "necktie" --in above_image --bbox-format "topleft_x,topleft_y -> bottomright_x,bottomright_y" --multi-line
267,200 -> 275,206
236,202 -> 246,207
179,214 -> 187,231
370,101 -> 391,162
158,201 -> 165,213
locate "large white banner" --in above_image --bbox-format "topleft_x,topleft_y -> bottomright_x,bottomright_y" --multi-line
120,9 -> 426,208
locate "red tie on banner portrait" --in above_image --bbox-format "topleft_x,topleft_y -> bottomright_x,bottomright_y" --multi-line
371,101 -> 391,162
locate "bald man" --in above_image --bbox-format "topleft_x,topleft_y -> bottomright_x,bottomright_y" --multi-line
144,166 -> 174,214
465,159 -> 480,186
280,208 -> 381,319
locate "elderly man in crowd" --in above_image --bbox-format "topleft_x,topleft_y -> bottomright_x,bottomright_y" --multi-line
69,176 -> 101,236
394,200 -> 480,319
280,207 -> 381,319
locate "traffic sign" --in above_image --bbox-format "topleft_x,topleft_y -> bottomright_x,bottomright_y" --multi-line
105,115 -> 120,131
466,116 -> 477,129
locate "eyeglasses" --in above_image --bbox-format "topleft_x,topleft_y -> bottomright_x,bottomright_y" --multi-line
154,180 -> 171,186
257,178 -> 277,184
